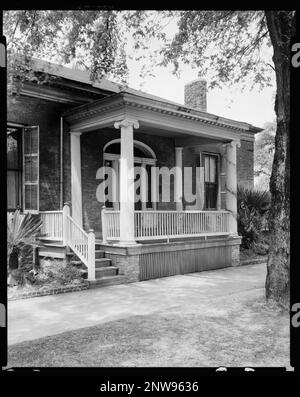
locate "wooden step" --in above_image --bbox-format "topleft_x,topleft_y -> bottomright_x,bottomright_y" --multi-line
70,260 -> 84,267
95,258 -> 112,268
42,242 -> 66,248
96,266 -> 118,278
88,275 -> 126,289
66,248 -> 105,258
95,250 -> 105,259
65,258 -> 112,269
76,267 -> 119,279
38,237 -> 64,245
38,244 -> 67,259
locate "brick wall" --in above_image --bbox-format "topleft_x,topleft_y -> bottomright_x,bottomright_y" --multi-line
184,79 -> 207,112
7,95 -> 72,210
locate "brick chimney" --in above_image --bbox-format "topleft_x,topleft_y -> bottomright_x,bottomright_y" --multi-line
184,78 -> 207,112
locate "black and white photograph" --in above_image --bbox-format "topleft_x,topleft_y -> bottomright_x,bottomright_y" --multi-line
0,6 -> 297,380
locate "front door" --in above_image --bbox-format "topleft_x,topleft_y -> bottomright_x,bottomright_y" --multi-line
203,153 -> 219,210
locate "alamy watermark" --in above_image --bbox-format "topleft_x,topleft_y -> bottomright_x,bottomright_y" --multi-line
96,163 -> 206,204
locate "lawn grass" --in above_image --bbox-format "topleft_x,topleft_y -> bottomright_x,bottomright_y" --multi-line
7,294 -> 289,368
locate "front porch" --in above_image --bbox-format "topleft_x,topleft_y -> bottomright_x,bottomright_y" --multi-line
39,91 -> 246,283
40,205 -> 241,283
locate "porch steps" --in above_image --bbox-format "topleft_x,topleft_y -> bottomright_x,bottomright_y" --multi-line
38,237 -> 125,288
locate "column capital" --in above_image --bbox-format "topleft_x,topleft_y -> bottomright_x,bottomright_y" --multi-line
222,140 -> 241,150
70,130 -> 82,136
114,118 -> 139,130
175,146 -> 184,152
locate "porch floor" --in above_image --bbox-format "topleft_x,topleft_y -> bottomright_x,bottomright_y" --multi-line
95,233 -> 229,245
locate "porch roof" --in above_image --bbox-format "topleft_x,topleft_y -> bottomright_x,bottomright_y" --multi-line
64,92 -> 262,142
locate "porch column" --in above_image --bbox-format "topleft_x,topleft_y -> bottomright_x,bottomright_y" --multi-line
175,147 -> 183,211
225,140 -> 240,235
114,118 -> 139,245
70,131 -> 83,227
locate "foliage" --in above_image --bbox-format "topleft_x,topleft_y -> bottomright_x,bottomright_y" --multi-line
254,122 -> 275,190
237,186 -> 270,250
123,11 -> 274,90
35,260 -> 84,286
7,210 -> 42,258
4,10 -> 275,92
4,10 -> 128,95
7,210 -> 42,285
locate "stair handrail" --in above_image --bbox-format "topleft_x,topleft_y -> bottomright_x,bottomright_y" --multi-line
62,202 -> 95,281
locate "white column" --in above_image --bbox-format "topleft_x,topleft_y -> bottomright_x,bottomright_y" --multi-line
225,140 -> 240,235
175,147 -> 183,211
70,131 -> 83,227
114,118 -> 139,245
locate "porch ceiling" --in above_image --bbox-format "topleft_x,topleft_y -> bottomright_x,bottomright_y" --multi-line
63,92 -> 258,142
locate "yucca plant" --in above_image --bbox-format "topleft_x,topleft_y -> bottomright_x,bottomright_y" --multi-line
237,186 -> 271,249
7,210 -> 43,286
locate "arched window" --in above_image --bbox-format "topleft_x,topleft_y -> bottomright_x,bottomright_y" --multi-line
103,139 -> 156,161
103,139 -> 157,210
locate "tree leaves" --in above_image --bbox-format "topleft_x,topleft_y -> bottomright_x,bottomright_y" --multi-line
4,10 -> 129,94
4,10 -> 276,93
126,10 -> 274,90
254,122 -> 276,190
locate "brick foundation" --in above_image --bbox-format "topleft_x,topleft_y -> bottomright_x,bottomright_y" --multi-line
104,245 -> 141,283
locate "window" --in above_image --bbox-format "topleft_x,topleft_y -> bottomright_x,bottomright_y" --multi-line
104,159 -> 114,208
103,139 -> 156,210
204,153 -> 219,210
7,128 -> 23,210
7,125 -> 39,212
23,126 -> 39,212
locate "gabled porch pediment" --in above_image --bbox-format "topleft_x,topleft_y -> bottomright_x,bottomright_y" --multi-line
63,92 -> 254,142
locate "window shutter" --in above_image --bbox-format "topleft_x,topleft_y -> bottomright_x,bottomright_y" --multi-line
23,126 -> 39,212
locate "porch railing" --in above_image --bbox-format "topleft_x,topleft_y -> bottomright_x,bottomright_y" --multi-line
40,211 -> 63,239
102,209 -> 230,242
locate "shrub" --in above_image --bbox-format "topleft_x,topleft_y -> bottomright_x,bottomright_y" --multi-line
35,259 -> 84,286
237,186 -> 270,250
7,210 -> 42,286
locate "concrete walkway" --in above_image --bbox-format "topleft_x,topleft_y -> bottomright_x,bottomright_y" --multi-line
8,263 -> 266,345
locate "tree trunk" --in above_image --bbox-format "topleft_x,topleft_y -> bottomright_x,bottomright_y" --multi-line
265,11 -> 293,308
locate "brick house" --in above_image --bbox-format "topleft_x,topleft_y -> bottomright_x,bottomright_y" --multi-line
7,58 -> 261,286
